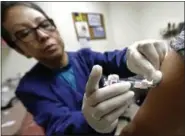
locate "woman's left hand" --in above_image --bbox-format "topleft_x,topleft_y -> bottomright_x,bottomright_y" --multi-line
126,40 -> 170,83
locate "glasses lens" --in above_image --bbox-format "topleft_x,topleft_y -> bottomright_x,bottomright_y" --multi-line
15,29 -> 34,42
15,19 -> 56,43
39,19 -> 56,32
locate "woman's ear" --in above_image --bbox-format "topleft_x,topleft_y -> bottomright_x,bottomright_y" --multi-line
15,47 -> 32,58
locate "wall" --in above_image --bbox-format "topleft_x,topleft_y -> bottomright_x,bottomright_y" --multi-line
138,2 -> 184,40
1,2 -> 113,82
2,48 -> 37,82
108,2 -> 142,49
1,2 -> 184,82
108,1 -> 184,49
36,2 -> 114,52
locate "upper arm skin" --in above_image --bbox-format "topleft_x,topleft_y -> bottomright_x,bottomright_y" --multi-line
120,50 -> 185,136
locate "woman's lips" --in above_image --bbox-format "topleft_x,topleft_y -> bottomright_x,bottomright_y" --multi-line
44,44 -> 58,53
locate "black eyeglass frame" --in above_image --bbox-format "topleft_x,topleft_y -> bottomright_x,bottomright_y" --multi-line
13,18 -> 56,43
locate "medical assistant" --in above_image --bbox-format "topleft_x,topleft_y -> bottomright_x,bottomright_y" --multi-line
15,48 -> 135,135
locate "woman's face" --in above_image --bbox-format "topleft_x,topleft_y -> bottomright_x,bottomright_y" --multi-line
3,5 -> 64,62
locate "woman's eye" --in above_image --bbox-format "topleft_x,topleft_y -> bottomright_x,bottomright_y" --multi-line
16,29 -> 30,38
40,21 -> 52,28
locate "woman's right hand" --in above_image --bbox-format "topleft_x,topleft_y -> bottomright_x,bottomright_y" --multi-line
82,65 -> 134,133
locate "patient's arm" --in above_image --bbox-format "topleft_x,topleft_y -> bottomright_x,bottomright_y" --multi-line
121,49 -> 185,136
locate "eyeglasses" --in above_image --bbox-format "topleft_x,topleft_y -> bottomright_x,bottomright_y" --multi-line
14,19 -> 56,43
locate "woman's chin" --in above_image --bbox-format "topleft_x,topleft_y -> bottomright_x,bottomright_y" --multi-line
46,48 -> 63,58
49,52 -> 63,60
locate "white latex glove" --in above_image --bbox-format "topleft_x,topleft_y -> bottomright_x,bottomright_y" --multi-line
82,65 -> 135,133
126,40 -> 170,83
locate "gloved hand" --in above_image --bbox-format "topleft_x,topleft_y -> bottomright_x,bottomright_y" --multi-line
126,40 -> 170,83
82,65 -> 135,133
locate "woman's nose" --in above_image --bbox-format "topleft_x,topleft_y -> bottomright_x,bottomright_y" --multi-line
36,29 -> 49,42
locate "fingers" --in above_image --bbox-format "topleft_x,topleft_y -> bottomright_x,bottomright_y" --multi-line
86,65 -> 102,97
151,70 -> 163,84
127,48 -> 157,81
95,119 -> 118,133
101,119 -> 118,133
88,81 -> 131,106
137,40 -> 168,69
136,41 -> 165,83
153,41 -> 168,65
102,104 -> 129,125
92,91 -> 134,120
138,43 -> 160,70
127,40 -> 168,82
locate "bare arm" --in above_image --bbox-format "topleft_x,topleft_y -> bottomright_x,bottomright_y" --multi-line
120,50 -> 185,136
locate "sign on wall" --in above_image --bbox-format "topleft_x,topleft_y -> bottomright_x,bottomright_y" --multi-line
72,12 -> 106,40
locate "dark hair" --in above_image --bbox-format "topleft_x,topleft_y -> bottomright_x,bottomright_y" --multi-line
1,2 -> 50,49
162,22 -> 185,39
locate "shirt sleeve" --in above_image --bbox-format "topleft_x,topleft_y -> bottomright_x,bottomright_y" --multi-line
170,30 -> 184,59
16,91 -> 104,135
78,48 -> 136,78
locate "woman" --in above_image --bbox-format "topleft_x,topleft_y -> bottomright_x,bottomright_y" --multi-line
1,2 -> 169,135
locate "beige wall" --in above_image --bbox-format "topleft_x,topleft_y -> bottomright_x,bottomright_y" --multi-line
1,2 -> 184,82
